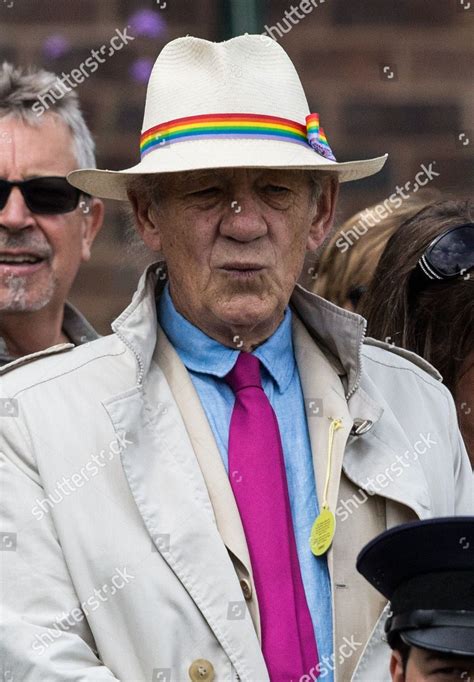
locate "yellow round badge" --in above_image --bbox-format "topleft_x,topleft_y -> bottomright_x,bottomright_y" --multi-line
310,507 -> 335,556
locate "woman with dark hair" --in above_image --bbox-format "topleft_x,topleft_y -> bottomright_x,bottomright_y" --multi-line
360,199 -> 474,466
303,191 -> 438,309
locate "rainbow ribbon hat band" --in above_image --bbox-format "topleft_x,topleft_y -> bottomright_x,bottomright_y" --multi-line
139,112 -> 336,161
305,113 -> 336,161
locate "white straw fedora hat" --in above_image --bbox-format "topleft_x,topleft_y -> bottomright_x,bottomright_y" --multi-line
68,34 -> 388,200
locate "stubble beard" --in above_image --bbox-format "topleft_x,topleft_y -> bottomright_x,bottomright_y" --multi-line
0,272 -> 57,312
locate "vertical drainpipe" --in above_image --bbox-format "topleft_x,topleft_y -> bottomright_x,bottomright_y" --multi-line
219,0 -> 264,40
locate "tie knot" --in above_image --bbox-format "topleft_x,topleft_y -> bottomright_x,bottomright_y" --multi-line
225,352 -> 262,393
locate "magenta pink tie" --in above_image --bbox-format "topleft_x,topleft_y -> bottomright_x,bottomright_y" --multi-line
225,352 -> 319,681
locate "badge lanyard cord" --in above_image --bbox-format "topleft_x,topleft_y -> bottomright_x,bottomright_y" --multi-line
309,417 -> 343,556
322,417 -> 343,511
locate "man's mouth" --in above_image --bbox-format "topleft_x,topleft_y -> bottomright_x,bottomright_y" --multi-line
0,252 -> 48,273
220,262 -> 265,276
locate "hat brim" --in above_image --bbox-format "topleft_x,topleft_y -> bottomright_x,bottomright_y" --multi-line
401,627 -> 474,658
68,137 -> 388,201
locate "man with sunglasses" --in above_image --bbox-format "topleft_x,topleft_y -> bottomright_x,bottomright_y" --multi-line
0,62 -> 103,368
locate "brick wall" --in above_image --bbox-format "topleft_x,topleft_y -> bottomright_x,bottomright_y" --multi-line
1,0 -> 472,333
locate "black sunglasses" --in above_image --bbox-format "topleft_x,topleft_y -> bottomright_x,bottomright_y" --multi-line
0,176 -> 87,215
411,223 -> 474,293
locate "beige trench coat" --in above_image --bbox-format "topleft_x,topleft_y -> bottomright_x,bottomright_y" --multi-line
0,263 -> 471,682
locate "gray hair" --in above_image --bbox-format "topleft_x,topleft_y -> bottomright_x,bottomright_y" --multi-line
308,170 -> 326,206
0,62 -> 96,169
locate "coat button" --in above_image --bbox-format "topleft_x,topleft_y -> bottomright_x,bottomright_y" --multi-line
240,578 -> 252,600
188,659 -> 215,681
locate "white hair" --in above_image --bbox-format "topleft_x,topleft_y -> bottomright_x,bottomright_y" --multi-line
0,61 -> 96,169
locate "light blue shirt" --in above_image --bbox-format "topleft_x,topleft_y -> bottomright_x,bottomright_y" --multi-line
157,282 -> 333,678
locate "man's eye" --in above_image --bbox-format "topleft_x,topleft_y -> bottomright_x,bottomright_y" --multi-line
265,185 -> 289,194
190,187 -> 220,197
431,667 -> 471,679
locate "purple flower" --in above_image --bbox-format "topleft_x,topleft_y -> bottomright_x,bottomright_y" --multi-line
43,34 -> 70,60
130,58 -> 154,83
128,9 -> 166,39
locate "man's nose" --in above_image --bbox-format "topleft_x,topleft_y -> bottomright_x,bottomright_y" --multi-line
220,193 -> 267,242
0,187 -> 36,231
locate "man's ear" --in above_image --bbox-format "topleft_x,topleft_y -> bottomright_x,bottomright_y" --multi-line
306,174 -> 339,252
80,198 -> 104,262
390,650 -> 406,682
127,190 -> 163,252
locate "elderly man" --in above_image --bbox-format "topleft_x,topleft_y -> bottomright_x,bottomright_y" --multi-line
0,36 -> 471,682
0,63 -> 103,368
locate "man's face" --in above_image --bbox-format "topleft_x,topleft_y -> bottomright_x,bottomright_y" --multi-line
131,168 -> 337,346
391,645 -> 474,681
0,115 -> 103,312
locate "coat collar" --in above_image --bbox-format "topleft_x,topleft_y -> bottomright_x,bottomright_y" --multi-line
112,261 -> 367,398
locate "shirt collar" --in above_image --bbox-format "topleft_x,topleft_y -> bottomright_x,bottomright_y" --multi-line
62,301 -> 99,345
156,281 -> 295,393
0,301 -> 98,367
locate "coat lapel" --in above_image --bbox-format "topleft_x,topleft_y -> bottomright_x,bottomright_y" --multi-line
291,312 -> 425,681
102,344 -> 267,681
290,285 -> 432,521
343,373 -> 432,521
153,322 -> 262,642
292,312 -> 354,577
